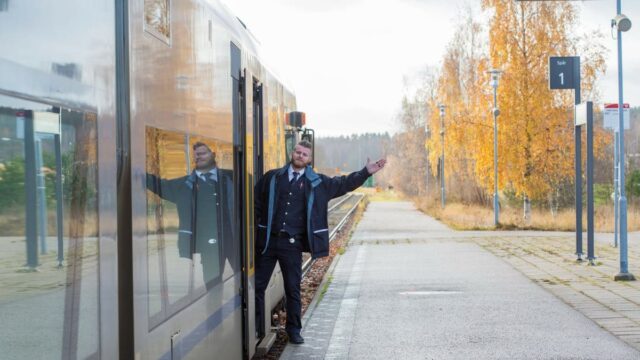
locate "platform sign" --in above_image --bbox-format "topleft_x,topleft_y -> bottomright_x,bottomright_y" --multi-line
33,111 -> 60,135
603,103 -> 630,130
549,56 -> 579,90
15,111 -> 60,138
16,111 -> 25,139
575,102 -> 588,126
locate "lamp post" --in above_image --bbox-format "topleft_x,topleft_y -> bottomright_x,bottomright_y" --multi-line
613,3 -> 634,281
438,103 -> 446,208
488,69 -> 502,227
425,125 -> 431,196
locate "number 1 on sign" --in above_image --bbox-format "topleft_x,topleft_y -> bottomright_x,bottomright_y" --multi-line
559,72 -> 564,85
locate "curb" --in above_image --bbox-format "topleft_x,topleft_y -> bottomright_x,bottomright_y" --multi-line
301,240 -> 346,330
301,198 -> 366,329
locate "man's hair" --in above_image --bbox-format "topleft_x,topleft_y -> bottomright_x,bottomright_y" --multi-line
297,140 -> 312,150
193,141 -> 212,152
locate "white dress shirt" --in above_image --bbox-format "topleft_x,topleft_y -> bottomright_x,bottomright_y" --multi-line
288,166 -> 305,182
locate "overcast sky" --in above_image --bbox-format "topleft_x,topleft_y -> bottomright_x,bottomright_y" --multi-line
223,0 -> 640,137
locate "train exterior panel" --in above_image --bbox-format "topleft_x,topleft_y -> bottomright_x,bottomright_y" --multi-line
0,0 -> 299,358
0,0 -> 119,359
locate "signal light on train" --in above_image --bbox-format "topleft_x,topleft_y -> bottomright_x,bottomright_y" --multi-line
286,111 -> 306,128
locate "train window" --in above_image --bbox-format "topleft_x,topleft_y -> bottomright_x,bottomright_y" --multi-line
144,0 -> 171,43
145,126 -> 236,324
0,94 -> 99,358
285,128 -> 296,161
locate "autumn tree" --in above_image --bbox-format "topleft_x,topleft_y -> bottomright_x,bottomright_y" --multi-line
395,2 -> 608,215
481,0 -> 607,211
384,68 -> 438,197
425,7 -> 490,204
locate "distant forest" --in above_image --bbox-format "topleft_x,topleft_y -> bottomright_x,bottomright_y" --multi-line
314,133 -> 390,175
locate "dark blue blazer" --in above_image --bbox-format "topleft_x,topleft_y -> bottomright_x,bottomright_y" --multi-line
255,164 -> 370,258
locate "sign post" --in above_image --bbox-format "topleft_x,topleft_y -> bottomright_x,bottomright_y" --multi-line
550,56 -> 583,261
576,102 -> 596,264
603,103 -> 630,249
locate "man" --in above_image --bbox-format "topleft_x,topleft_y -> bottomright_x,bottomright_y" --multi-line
254,140 -> 386,344
147,141 -> 235,288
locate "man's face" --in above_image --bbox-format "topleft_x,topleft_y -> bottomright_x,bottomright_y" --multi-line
194,145 -> 216,170
291,144 -> 312,169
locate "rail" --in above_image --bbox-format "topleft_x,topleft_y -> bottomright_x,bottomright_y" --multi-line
301,193 -> 365,276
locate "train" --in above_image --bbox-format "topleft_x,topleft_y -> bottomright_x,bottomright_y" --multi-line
0,0 -> 310,358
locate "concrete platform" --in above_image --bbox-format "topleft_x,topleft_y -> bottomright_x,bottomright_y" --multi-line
280,201 -> 640,360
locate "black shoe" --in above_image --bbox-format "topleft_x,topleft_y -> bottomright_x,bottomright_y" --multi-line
288,333 -> 304,344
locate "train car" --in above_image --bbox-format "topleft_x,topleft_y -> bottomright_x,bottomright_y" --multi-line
0,0 -> 307,358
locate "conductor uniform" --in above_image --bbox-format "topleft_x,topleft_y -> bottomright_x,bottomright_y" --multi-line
255,163 -> 372,341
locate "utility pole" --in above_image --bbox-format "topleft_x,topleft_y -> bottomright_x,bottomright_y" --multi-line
438,103 -> 446,208
613,2 -> 635,281
488,69 -> 502,226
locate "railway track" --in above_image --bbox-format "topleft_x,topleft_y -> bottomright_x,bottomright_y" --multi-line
301,193 -> 365,276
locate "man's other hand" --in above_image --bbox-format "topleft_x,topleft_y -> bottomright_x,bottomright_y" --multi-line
365,158 -> 387,175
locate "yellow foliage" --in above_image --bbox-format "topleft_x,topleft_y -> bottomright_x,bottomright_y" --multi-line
425,1 -> 607,202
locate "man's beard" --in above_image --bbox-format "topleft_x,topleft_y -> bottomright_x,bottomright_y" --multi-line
196,159 -> 216,170
291,158 -> 307,168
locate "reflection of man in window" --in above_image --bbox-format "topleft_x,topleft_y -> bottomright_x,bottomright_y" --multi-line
147,142 -> 234,289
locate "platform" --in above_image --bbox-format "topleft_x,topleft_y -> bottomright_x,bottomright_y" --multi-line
280,201 -> 640,359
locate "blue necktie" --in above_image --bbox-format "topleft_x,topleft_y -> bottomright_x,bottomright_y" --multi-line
291,171 -> 299,184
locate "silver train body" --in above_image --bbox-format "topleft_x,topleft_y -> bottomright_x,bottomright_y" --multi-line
0,0 -> 296,358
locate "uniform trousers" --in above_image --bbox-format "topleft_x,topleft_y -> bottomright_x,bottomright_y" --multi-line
255,232 -> 304,336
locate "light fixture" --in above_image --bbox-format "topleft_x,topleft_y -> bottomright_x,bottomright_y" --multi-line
612,14 -> 632,32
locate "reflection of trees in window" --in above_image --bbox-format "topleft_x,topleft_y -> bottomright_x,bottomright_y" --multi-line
145,127 -> 185,236
0,100 -> 99,358
62,111 -> 98,359
0,109 -> 97,237
66,112 -> 98,237
145,0 -> 170,40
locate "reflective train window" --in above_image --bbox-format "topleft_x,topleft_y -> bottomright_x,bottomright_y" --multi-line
0,94 -> 99,359
144,0 -> 171,43
145,126 -> 236,326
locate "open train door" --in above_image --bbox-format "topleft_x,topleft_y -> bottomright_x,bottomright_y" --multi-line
236,61 -> 262,358
231,44 -> 257,360
246,75 -> 264,357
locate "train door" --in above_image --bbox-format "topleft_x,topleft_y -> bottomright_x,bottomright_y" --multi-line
126,13 -> 244,358
241,75 -> 263,358
230,43 -> 256,360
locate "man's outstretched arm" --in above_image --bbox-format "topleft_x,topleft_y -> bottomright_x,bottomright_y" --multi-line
326,158 -> 386,199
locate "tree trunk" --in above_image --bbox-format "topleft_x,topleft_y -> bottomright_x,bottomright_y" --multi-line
523,195 -> 532,225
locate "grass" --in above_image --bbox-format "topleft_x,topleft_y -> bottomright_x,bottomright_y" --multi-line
414,198 -> 640,232
355,187 -> 403,202
358,189 -> 640,232
318,275 -> 333,302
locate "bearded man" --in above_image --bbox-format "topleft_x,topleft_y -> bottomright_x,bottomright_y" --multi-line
254,140 -> 386,344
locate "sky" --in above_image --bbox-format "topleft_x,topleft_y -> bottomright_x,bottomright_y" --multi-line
223,0 -> 640,137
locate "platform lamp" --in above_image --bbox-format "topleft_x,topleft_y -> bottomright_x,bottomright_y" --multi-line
438,103 -> 446,208
488,69 -> 502,227
612,6 -> 635,281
